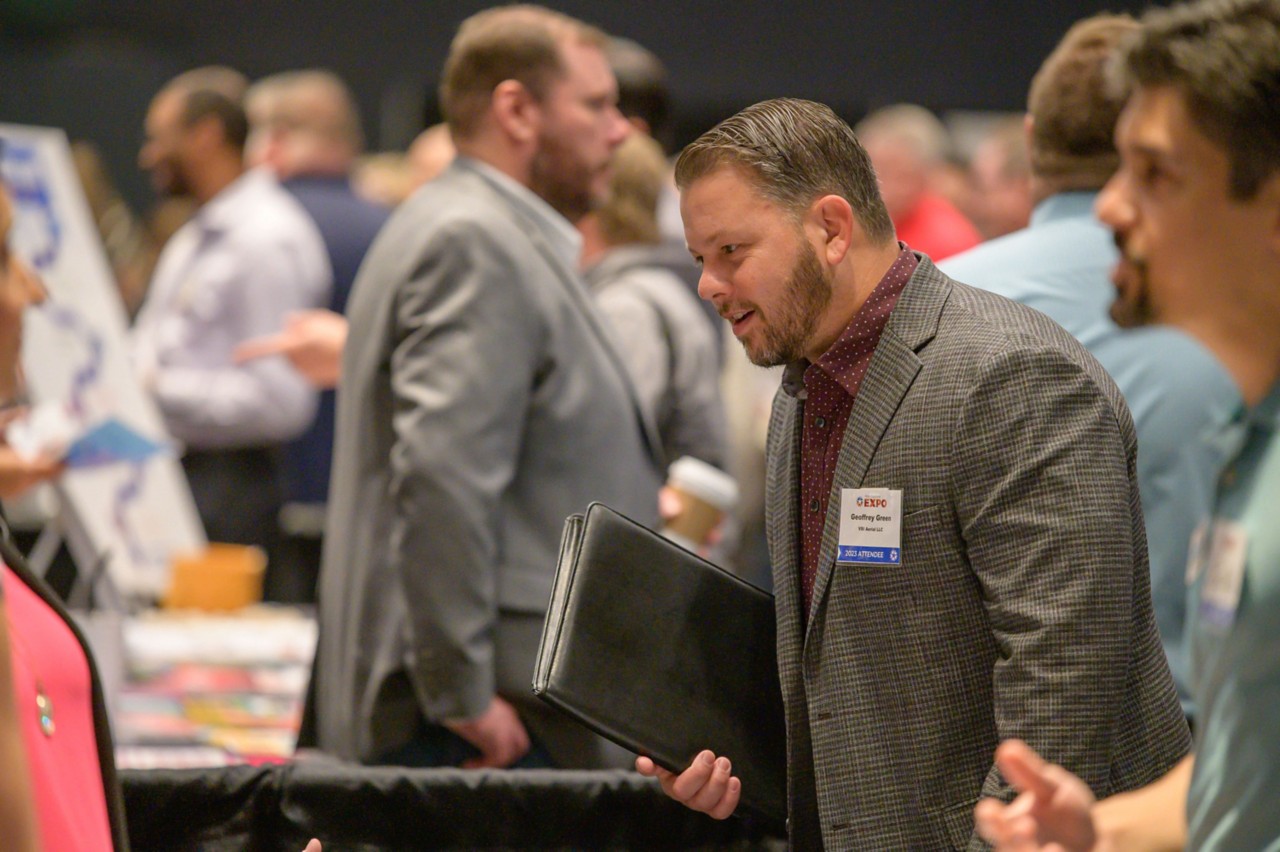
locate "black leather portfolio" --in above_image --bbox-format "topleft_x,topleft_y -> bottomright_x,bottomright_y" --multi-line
533,502 -> 787,825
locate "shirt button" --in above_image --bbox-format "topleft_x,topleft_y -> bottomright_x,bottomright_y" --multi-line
809,499 -> 821,512
815,416 -> 826,428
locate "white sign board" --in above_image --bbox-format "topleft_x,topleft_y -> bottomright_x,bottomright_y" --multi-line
1,123 -> 205,598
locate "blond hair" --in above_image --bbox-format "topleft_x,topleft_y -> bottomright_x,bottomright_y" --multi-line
597,134 -> 666,246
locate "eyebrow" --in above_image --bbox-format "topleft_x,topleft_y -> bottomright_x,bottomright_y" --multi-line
686,226 -> 729,251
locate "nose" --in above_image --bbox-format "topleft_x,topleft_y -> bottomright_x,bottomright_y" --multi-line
1095,169 -> 1133,233
606,105 -> 630,148
696,265 -> 727,304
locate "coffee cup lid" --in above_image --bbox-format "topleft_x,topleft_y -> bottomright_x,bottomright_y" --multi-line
667,456 -> 739,510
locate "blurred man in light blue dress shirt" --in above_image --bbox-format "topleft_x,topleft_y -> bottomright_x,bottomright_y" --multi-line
941,13 -> 1239,716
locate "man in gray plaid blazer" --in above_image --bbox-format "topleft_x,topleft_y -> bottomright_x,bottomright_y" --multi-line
638,98 -> 1190,849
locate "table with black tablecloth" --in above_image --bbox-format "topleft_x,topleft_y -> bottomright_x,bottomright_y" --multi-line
122,763 -> 785,850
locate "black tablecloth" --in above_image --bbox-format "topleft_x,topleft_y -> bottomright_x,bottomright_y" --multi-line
122,763 -> 785,850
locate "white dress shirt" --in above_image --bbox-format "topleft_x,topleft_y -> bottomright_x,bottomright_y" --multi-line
132,169 -> 331,449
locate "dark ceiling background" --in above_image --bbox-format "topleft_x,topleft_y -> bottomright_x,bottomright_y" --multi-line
0,0 -> 1160,213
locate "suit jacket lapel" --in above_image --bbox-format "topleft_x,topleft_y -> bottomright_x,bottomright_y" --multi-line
530,224 -> 667,471
461,162 -> 666,471
804,258 -> 949,646
770,391 -> 806,699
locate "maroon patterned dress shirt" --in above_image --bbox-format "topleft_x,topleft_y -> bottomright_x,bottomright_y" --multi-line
791,246 -> 917,621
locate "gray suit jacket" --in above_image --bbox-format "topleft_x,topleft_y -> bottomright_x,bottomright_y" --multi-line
765,258 -> 1190,849
312,158 -> 664,765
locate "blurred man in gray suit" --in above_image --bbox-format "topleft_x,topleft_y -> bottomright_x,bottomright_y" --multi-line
638,98 -> 1188,848
307,4 -> 663,770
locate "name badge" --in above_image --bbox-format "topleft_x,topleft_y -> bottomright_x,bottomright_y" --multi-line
837,488 -> 902,564
1198,519 -> 1248,631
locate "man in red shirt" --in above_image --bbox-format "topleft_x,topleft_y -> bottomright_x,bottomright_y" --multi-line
856,103 -> 981,260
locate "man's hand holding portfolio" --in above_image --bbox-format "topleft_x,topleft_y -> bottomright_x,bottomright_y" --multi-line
636,749 -> 742,820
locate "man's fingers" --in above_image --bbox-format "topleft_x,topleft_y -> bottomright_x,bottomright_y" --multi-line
636,756 -> 679,798
641,750 -> 738,817
668,750 -> 717,802
976,797 -> 1044,852
706,775 -> 741,820
975,797 -> 1006,841
635,755 -> 665,777
684,755 -> 735,815
232,335 -> 289,364
995,739 -> 1060,801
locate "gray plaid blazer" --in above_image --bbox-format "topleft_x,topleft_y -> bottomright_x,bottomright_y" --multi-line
764,257 -> 1190,849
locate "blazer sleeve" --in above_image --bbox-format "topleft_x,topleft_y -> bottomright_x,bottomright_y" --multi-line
951,345 -> 1139,828
387,219 -> 543,722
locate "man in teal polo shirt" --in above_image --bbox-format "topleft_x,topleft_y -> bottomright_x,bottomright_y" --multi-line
973,0 -> 1280,849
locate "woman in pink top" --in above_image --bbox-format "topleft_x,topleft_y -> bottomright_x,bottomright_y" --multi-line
0,178 -> 128,850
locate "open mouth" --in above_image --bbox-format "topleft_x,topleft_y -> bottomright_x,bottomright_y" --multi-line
723,308 -> 756,336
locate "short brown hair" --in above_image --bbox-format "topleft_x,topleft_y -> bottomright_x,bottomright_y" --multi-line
1113,0 -> 1280,200
439,5 -> 608,140
675,98 -> 895,245
1028,14 -> 1138,191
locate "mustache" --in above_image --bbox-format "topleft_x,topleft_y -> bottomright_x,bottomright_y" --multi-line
1112,232 -> 1148,273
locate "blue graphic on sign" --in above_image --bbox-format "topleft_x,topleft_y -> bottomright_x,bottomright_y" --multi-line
837,545 -> 901,564
0,140 -> 62,270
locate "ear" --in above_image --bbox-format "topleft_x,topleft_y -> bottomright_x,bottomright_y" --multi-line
491,79 -> 541,146
1023,113 -> 1035,155
805,194 -> 855,266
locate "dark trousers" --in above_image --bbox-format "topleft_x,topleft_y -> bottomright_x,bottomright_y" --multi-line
181,446 -> 283,573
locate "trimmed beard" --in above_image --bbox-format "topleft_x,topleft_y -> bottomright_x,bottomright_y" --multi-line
744,238 -> 832,367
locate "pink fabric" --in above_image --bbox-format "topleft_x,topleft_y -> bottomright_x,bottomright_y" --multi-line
894,192 -> 981,261
798,247 -> 917,620
3,565 -> 113,852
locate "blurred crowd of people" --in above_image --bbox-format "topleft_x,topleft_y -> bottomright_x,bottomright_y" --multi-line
1,0 -> 1277,849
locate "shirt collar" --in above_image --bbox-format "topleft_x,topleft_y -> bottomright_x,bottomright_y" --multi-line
457,156 -> 584,272
195,167 -> 271,234
1029,191 -> 1100,229
1203,379 -> 1280,464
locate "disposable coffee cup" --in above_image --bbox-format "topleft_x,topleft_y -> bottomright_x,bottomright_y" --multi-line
661,456 -> 739,550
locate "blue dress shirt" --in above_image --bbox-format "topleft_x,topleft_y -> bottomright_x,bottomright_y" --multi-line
941,192 -> 1241,709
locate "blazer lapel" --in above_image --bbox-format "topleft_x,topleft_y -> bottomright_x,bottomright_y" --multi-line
804,259 -> 949,645
528,224 -> 667,471
462,162 -> 666,471
769,391 -> 806,699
